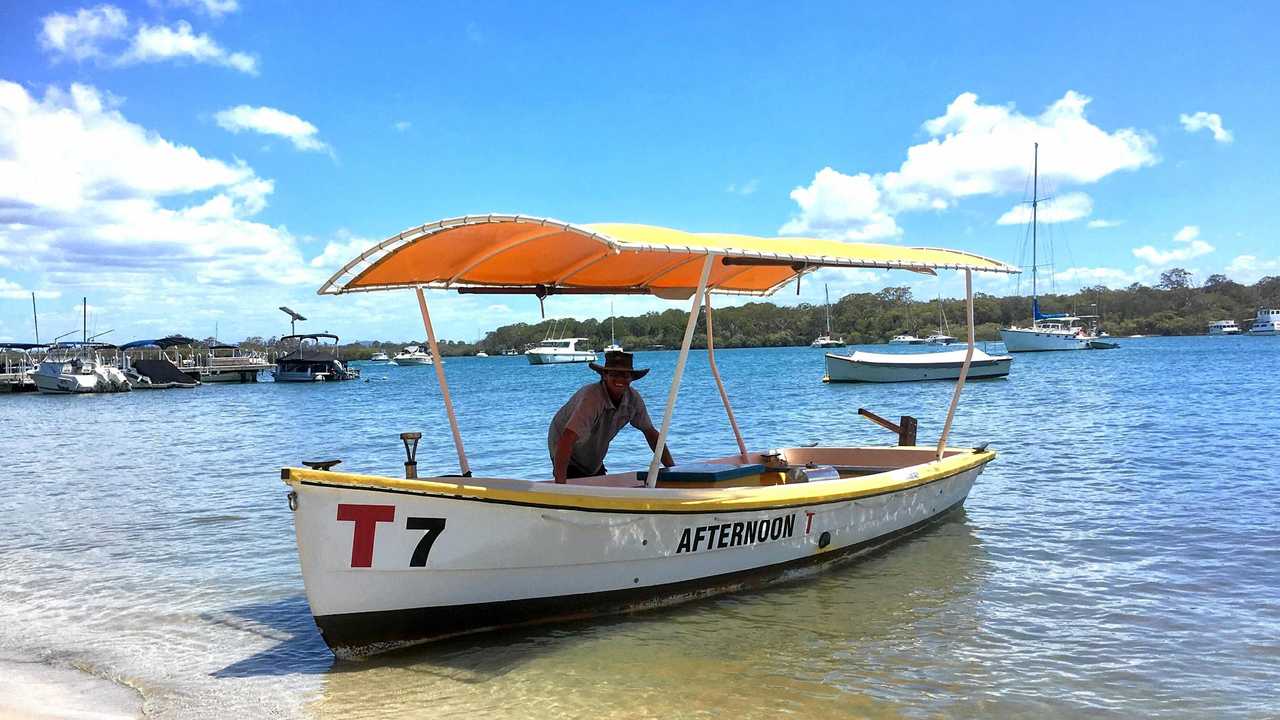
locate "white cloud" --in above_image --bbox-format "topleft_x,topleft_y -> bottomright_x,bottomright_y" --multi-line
0,80 -> 316,298
216,105 -> 328,152
1053,265 -> 1145,287
1226,255 -> 1280,284
393,120 -> 411,132
783,91 -> 1156,240
1087,219 -> 1122,229
121,21 -> 257,74
309,232 -> 375,270
39,4 -> 129,61
0,278 -> 63,300
780,167 -> 902,240
1132,226 -> 1215,266
726,179 -> 759,196
168,0 -> 241,17
1180,112 -> 1233,143
997,191 -> 1093,225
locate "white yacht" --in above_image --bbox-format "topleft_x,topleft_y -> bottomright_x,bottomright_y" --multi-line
811,285 -> 846,348
526,337 -> 596,364
999,144 -> 1102,353
474,351 -> 489,357
370,351 -> 391,362
1207,320 -> 1242,336
392,345 -> 434,365
889,334 -> 926,345
1247,308 -> 1280,336
924,292 -> 956,344
34,344 -> 130,394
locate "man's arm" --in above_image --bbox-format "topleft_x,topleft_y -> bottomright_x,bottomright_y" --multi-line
642,427 -> 675,468
552,428 -> 578,484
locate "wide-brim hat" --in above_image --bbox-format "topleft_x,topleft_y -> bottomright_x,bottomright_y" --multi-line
589,350 -> 649,379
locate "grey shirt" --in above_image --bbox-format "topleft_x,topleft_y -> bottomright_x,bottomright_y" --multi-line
547,381 -> 657,471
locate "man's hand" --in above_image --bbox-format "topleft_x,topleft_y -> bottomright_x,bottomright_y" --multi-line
642,427 -> 675,468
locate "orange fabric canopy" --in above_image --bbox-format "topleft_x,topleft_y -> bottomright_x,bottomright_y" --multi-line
318,215 -> 1018,297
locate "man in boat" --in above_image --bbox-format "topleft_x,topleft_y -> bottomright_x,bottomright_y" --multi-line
548,350 -> 674,483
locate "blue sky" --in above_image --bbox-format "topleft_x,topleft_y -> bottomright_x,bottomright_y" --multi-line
1,1 -> 1277,343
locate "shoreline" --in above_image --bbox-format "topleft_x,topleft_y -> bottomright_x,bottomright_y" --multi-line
0,657 -> 142,720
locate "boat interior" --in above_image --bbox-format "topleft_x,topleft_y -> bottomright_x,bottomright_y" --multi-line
566,446 -> 972,489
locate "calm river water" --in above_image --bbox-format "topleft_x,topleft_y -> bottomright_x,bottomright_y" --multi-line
1,337 -> 1278,718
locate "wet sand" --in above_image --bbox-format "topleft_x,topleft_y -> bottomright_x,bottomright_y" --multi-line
0,658 -> 141,720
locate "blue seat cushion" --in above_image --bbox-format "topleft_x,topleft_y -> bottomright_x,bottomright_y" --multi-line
636,463 -> 765,483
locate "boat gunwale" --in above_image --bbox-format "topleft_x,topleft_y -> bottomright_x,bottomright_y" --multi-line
282,447 -> 995,514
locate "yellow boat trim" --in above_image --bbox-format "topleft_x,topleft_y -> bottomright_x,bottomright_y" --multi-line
318,215 -> 1018,297
283,448 -> 995,513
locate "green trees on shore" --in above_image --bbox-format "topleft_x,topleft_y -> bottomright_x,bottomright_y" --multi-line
237,270 -> 1279,357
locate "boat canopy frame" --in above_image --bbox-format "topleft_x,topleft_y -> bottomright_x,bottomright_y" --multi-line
317,215 -> 1019,486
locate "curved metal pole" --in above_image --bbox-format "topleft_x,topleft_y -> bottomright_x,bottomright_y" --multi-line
416,286 -> 471,476
936,270 -> 974,460
704,291 -> 748,460
645,255 -> 715,487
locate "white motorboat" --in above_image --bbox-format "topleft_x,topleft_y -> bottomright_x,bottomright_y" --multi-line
370,351 -> 391,362
392,345 -> 434,365
284,214 -> 1019,658
889,334 -> 926,344
924,333 -> 956,345
1207,320 -> 1241,336
999,144 -> 1107,353
526,337 -> 596,364
34,344 -> 130,394
474,351 -> 489,357
1247,309 -> 1280,336
811,285 -> 846,348
196,342 -> 271,383
825,348 -> 1012,383
274,334 -> 360,382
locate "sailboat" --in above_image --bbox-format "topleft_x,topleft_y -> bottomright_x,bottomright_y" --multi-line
810,285 -> 846,348
604,301 -> 623,353
924,292 -> 956,345
999,144 -> 1103,352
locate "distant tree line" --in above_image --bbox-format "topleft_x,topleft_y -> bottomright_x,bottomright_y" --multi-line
227,270 -> 1279,355
471,270 -> 1280,351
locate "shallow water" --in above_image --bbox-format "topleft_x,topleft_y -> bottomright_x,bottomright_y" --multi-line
1,337 -> 1277,718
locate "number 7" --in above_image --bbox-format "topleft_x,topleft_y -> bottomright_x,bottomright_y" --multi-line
407,517 -> 446,567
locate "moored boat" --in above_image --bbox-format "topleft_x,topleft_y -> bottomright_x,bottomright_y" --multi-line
370,351 -> 391,362
810,285 -> 846,348
1207,320 -> 1241,336
392,345 -> 434,365
285,214 -> 1019,658
824,348 -> 1012,383
525,337 -> 596,364
889,334 -> 926,344
1247,308 -> 1280,336
274,334 -> 360,382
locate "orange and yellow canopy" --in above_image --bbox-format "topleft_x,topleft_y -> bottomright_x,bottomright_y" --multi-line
318,215 -> 1018,298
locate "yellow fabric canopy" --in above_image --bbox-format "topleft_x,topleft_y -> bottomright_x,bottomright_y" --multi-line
318,214 -> 1018,297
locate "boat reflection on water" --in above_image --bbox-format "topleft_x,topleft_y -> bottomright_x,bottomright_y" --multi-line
306,516 -> 986,718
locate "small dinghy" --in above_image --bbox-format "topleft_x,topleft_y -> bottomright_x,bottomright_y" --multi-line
825,348 -> 1012,383
283,214 -> 1019,658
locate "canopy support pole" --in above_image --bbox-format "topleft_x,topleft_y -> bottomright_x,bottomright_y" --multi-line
703,291 -> 748,461
416,286 -> 471,476
936,270 -> 974,460
645,255 -> 714,487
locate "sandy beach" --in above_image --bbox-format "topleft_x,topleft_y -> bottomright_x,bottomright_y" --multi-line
0,658 -> 141,720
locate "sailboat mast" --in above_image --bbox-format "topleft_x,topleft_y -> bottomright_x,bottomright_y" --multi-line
31,292 -> 39,345
1031,142 -> 1039,324
824,284 -> 832,335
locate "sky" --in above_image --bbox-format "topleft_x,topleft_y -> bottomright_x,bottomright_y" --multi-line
1,1 -> 1277,343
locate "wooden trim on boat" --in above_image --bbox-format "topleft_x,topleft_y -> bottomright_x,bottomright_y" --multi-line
282,449 -> 995,514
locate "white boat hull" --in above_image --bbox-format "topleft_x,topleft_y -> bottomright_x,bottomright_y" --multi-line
526,351 -> 596,364
825,349 -> 1012,383
285,450 -> 988,658
391,357 -> 434,366
999,327 -> 1089,352
33,362 -> 131,394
